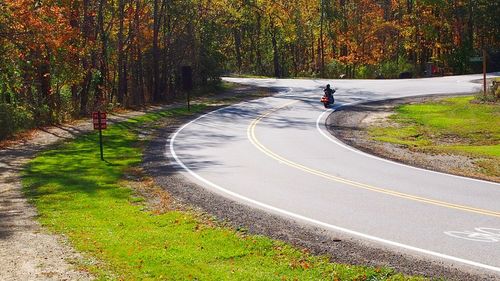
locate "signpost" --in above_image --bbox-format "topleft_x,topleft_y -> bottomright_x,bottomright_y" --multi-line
181,66 -> 193,110
470,52 -> 488,98
483,49 -> 487,99
92,111 -> 107,161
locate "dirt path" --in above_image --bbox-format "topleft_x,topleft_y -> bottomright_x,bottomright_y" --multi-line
0,103 -> 176,280
326,94 -> 499,183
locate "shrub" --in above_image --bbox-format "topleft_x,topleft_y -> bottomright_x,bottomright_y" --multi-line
355,65 -> 377,79
325,60 -> 347,78
0,103 -> 34,140
379,58 -> 414,79
474,79 -> 500,103
493,78 -> 500,100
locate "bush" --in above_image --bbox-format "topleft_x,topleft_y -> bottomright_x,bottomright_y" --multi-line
0,104 -> 34,140
476,78 -> 500,103
379,58 -> 414,79
355,65 -> 377,79
493,78 -> 500,100
325,60 -> 347,78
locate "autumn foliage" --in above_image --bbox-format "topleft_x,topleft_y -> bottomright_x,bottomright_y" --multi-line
0,0 -> 499,139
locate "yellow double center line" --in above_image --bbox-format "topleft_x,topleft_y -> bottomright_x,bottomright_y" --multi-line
248,101 -> 500,218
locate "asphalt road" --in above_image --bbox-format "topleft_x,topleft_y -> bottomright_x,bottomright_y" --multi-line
168,74 -> 500,275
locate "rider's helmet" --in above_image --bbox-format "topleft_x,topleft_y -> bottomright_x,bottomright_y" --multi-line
326,84 -> 331,89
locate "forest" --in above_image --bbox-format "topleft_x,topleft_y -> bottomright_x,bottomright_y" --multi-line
0,0 -> 499,139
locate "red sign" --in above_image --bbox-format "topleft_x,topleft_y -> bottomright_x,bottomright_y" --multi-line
92,112 -> 107,130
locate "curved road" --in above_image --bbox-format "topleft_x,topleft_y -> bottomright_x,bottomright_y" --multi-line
168,75 -> 500,275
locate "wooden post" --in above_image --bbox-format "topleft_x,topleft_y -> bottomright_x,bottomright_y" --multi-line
181,66 -> 193,110
98,111 -> 104,161
483,49 -> 487,98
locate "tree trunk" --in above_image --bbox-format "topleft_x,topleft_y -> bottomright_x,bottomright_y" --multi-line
233,28 -> 243,73
38,52 -> 52,122
256,14 -> 264,74
310,26 -> 315,71
69,0 -> 80,116
97,0 -> 107,108
71,85 -> 78,116
271,23 -> 280,78
152,0 -> 161,102
81,0 -> 95,116
132,0 -> 144,105
80,72 -> 91,116
117,0 -> 126,105
319,0 -> 325,76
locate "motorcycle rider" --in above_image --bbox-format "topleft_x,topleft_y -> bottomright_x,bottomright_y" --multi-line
324,84 -> 335,105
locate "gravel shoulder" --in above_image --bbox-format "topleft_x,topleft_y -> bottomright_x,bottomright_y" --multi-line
326,94 -> 499,183
143,94 -> 498,280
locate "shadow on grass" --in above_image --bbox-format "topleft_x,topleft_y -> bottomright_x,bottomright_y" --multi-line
22,125 -> 139,202
21,105 -> 211,206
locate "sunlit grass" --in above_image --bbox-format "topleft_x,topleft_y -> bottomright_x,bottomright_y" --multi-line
369,96 -> 499,177
370,126 -> 431,147
23,104 -> 424,280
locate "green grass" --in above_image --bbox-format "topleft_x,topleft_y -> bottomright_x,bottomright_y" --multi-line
369,96 -> 499,176
23,104 -> 424,280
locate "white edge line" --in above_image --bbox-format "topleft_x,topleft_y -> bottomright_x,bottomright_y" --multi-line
167,101 -> 500,274
316,100 -> 500,186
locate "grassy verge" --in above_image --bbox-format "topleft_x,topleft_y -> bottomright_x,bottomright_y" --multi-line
369,96 -> 499,177
23,101 -> 424,280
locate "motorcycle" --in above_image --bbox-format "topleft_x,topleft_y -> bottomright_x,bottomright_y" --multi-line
320,94 -> 334,108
